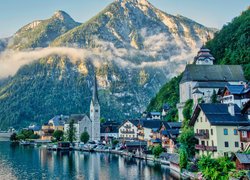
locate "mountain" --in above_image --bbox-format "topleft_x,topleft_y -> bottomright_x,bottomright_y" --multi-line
0,0 -> 216,129
7,11 -> 80,50
147,8 -> 250,120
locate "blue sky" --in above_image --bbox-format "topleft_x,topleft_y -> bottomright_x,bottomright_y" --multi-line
0,0 -> 249,38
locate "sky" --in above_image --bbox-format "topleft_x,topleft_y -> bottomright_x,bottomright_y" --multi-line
0,0 -> 249,38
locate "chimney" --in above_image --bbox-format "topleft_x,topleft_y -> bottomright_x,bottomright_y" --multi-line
228,103 -> 235,116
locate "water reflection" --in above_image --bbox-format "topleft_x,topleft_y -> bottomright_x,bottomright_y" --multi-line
0,142 -> 179,180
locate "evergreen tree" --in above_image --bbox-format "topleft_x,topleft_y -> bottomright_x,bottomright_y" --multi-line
80,131 -> 90,143
66,120 -> 76,143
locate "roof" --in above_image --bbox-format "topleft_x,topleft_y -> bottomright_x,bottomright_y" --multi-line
192,89 -> 203,94
126,141 -> 147,147
235,153 -> 250,164
193,82 -> 229,89
223,85 -> 250,95
49,115 -> 67,126
151,138 -> 161,143
159,152 -> 172,160
142,120 -> 162,129
163,104 -> 170,111
65,114 -> 87,124
180,65 -> 246,84
238,126 -> 250,131
150,112 -> 161,116
190,104 -> 249,126
162,122 -> 182,129
28,125 -> 41,131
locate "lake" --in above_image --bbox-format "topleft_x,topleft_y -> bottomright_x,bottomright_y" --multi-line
0,141 -> 179,180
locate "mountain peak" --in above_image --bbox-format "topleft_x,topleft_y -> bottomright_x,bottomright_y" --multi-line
116,0 -> 150,6
52,10 -> 73,21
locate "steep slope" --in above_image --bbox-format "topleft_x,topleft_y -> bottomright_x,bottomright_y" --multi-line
147,8 -> 250,120
52,0 -> 214,54
0,0 -> 216,129
206,8 -> 250,80
7,11 -> 81,50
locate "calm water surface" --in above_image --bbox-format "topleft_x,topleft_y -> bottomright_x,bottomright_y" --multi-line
0,141 -> 179,180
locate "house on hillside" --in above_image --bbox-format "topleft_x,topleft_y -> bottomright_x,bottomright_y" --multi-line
100,121 -> 120,141
238,126 -> 250,151
189,103 -> 249,158
139,120 -> 162,142
177,46 -> 246,121
220,84 -> 250,108
235,153 -> 250,170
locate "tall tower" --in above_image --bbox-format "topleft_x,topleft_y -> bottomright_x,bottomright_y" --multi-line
90,73 -> 100,141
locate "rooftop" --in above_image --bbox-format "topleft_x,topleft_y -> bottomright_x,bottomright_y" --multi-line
180,65 -> 246,84
223,84 -> 250,95
235,153 -> 250,164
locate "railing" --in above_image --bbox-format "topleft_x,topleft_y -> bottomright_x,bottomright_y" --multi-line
205,146 -> 217,151
240,137 -> 250,142
195,132 -> 209,139
195,144 -> 205,150
120,130 -> 135,134
195,144 -> 217,151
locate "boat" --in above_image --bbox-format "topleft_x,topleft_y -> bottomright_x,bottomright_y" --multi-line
57,142 -> 71,151
19,140 -> 30,146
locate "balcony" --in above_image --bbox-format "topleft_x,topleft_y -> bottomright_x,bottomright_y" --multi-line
124,125 -> 132,129
195,144 -> 217,151
120,130 -> 135,134
195,132 -> 209,139
205,146 -> 217,151
195,144 -> 205,150
240,137 -> 250,142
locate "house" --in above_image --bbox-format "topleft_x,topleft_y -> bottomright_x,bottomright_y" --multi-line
150,112 -> 161,120
100,121 -> 120,141
47,115 -> 67,131
140,120 -> 162,142
177,46 -> 246,121
235,153 -> 250,170
220,84 -> 250,108
63,74 -> 101,142
190,103 -> 250,158
238,126 -> 250,151
28,125 -> 41,135
160,122 -> 182,153
41,123 -> 55,140
118,120 -> 139,140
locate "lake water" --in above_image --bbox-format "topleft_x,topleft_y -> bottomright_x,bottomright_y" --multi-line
0,141 -> 179,180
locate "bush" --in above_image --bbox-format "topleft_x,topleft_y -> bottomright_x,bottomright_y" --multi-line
80,131 -> 90,143
152,145 -> 164,158
53,130 -> 64,141
17,134 -> 25,140
179,147 -> 188,170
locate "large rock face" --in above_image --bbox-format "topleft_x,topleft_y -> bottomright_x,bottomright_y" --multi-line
0,0 -> 216,129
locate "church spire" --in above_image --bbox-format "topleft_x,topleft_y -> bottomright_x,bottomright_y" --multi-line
92,73 -> 99,105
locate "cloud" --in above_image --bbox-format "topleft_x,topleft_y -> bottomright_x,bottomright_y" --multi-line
0,36 -> 197,78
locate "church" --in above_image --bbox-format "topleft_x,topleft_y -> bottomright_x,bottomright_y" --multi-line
177,46 -> 246,122
64,74 -> 101,142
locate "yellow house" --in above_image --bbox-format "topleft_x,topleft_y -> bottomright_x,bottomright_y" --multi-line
190,103 -> 249,158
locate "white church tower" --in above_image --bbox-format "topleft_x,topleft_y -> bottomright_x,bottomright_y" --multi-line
90,73 -> 100,141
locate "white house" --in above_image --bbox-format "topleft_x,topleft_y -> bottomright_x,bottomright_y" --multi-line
189,103 -> 249,158
118,120 -> 139,139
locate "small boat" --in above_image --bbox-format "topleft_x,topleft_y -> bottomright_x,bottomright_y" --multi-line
57,142 -> 71,151
20,140 -> 30,146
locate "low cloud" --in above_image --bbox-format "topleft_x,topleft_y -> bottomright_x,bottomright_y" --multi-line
0,36 -> 197,78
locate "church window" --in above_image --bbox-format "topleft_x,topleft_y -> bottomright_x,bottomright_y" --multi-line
95,109 -> 98,112
84,127 -> 87,132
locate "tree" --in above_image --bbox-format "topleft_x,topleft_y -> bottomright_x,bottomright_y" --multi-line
211,89 -> 218,103
177,126 -> 197,158
152,145 -> 164,158
53,130 -> 64,141
17,134 -> 25,140
182,99 -> 193,123
179,147 -> 188,170
112,139 -> 119,147
29,134 -> 40,139
80,131 -> 90,143
66,120 -> 76,143
100,117 -> 106,123
10,133 -> 18,141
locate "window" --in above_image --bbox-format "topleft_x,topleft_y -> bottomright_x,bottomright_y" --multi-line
211,129 -> 213,135
200,117 -> 202,122
242,131 -> 247,138
233,129 -> 238,135
84,127 -> 87,132
95,109 -> 99,112
224,128 -> 228,135
235,142 -> 239,147
225,141 -> 229,147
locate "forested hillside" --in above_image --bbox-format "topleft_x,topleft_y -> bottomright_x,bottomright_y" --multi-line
147,8 -> 250,120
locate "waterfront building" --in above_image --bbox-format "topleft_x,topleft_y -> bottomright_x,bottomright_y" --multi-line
220,84 -> 250,109
177,46 -> 246,121
118,120 -> 139,140
190,103 -> 249,158
100,120 -> 119,142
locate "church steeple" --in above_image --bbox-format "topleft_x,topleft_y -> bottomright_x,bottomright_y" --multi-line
91,73 -> 99,105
